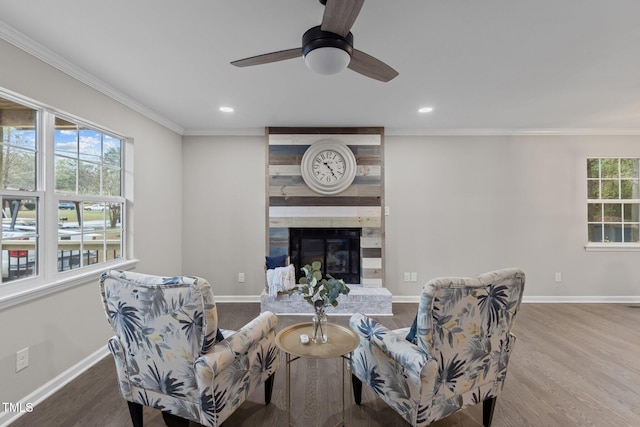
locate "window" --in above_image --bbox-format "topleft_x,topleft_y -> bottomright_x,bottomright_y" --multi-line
54,117 -> 124,272
1,97 -> 39,282
0,91 -> 128,289
587,158 -> 640,245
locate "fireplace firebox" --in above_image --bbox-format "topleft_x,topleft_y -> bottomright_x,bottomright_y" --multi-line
289,228 -> 361,284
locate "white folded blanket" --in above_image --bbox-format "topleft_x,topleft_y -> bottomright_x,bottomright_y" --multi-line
266,264 -> 296,296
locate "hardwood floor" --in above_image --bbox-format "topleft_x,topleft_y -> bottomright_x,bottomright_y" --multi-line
8,303 -> 640,427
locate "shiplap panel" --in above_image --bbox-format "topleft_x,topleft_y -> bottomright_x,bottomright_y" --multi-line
269,216 -> 382,229
362,258 -> 383,269
269,196 -> 381,207
269,133 -> 381,146
361,236 -> 382,248
269,184 -> 382,199
270,164 -> 382,177
270,206 -> 381,217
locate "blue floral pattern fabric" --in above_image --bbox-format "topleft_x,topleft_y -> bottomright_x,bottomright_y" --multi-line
349,268 -> 525,426
99,270 -> 280,426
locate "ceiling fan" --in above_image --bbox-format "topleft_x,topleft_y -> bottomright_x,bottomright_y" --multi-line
230,0 -> 398,82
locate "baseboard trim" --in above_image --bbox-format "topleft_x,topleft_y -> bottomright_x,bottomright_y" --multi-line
522,296 -> 640,304
0,346 -> 110,427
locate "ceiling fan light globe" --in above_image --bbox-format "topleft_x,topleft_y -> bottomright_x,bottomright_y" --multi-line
304,47 -> 351,75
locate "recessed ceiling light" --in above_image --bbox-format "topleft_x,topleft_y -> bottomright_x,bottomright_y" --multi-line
418,107 -> 434,113
219,106 -> 234,113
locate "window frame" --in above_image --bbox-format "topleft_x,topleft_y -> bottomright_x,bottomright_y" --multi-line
585,156 -> 640,251
0,89 -> 136,309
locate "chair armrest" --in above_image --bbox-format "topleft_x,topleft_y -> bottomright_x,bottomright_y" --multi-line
195,311 -> 279,376
350,312 -> 434,376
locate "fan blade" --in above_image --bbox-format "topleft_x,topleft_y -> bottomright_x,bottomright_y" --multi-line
348,49 -> 398,82
321,0 -> 365,37
231,48 -> 302,67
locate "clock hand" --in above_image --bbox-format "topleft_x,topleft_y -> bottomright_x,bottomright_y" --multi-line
323,161 -> 337,178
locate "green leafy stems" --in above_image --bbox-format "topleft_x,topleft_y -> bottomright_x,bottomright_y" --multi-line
288,261 -> 350,309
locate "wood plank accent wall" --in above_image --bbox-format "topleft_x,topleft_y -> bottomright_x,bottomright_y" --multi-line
267,127 -> 384,288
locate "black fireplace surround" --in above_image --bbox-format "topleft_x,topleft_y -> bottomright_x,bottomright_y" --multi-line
289,228 -> 361,284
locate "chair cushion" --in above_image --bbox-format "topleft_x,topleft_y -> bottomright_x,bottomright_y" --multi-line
265,254 -> 287,269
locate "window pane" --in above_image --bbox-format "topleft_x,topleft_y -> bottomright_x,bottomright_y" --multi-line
105,216 -> 122,262
603,224 -> 622,242
588,224 -> 602,242
78,160 -> 100,194
603,204 -> 622,222
79,128 -> 101,162
2,197 -> 38,282
624,225 -> 639,243
103,166 -> 121,196
1,97 -> 37,191
103,136 -> 121,167
624,203 -> 640,222
600,159 -> 619,178
587,180 -> 599,199
55,156 -> 77,193
587,158 -> 600,179
620,158 -> 639,178
1,146 -> 36,190
620,179 -> 640,199
601,180 -> 619,199
587,203 -> 602,222
54,118 -> 77,156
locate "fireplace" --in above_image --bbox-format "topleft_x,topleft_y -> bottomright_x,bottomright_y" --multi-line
289,228 -> 361,284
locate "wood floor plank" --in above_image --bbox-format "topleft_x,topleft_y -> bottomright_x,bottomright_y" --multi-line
8,303 -> 640,427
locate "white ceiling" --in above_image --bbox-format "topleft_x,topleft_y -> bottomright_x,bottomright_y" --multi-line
1,0 -> 640,135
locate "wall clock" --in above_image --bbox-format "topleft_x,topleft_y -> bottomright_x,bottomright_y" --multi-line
301,139 -> 357,195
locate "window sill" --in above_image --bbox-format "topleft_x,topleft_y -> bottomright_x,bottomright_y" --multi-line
584,243 -> 640,252
0,258 -> 139,310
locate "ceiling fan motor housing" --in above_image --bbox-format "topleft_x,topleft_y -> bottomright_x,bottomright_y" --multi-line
302,25 -> 354,57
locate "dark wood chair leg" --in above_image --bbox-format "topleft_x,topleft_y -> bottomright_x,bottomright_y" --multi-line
161,411 -> 190,427
265,373 -> 275,404
127,401 -> 143,427
352,374 -> 363,405
483,396 -> 497,427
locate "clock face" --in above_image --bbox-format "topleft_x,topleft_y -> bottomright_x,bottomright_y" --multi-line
301,139 -> 357,195
311,150 -> 346,184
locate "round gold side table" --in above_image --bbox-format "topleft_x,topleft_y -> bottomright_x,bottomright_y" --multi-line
275,322 -> 359,427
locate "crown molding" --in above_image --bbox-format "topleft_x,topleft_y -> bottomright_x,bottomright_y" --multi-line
385,128 -> 640,136
183,128 -> 266,137
0,20 -> 184,135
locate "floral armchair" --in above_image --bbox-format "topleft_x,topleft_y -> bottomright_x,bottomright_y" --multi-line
99,270 -> 280,427
349,268 -> 525,426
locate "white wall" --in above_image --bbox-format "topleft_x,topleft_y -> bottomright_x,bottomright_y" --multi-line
181,135 -> 267,296
181,134 -> 640,300
385,134 -> 640,298
0,39 -> 183,406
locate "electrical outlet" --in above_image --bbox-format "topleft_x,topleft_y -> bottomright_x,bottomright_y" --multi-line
403,272 -> 410,282
16,347 -> 29,372
555,272 -> 562,283
238,272 -> 245,283
385,206 -> 390,216
410,272 -> 418,282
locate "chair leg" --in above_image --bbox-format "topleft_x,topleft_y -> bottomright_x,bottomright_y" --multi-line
265,373 -> 275,404
352,374 -> 363,405
161,411 -> 190,427
483,396 -> 497,427
127,401 -> 143,427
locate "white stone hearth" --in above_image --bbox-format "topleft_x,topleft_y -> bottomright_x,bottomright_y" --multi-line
260,285 -> 392,316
